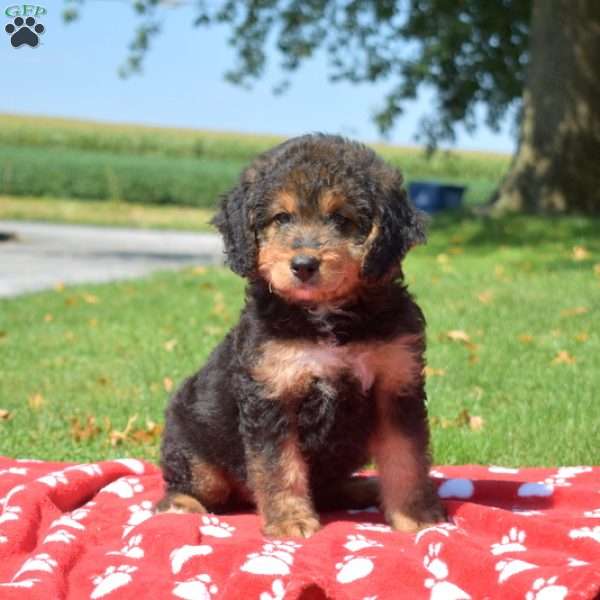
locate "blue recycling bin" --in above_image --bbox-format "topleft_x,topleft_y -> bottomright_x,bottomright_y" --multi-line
408,181 -> 466,214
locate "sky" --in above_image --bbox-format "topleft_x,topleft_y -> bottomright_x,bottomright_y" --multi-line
1,1 -> 516,154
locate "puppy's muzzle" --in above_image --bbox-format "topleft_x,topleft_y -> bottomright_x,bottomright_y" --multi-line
290,254 -> 320,282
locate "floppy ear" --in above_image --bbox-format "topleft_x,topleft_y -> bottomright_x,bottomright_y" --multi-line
211,182 -> 257,277
362,185 -> 427,280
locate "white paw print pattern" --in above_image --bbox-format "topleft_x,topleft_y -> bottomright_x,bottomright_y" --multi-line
525,576 -> 567,600
102,477 -> 144,499
490,528 -> 527,555
170,544 -> 214,575
200,515 -> 235,538
37,470 -> 69,488
240,540 -> 301,576
415,523 -> 458,543
113,458 -> 146,475
43,529 -> 77,544
494,558 -> 537,583
12,553 -> 58,581
488,466 -> 520,474
0,505 -> 21,525
50,507 -> 91,531
0,578 -> 41,588
423,543 -> 471,600
567,557 -> 588,567
335,554 -> 375,584
173,574 -> 218,600
122,500 -> 154,537
583,508 -> 600,518
260,578 -> 286,600
65,463 -> 103,477
568,526 -> 600,543
0,467 -> 28,476
91,565 -> 138,599
344,534 -> 383,552
107,534 -> 145,559
0,535 -> 7,544
355,523 -> 392,533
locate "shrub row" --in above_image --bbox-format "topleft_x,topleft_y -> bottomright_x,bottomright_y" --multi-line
0,114 -> 510,181
0,145 -> 245,207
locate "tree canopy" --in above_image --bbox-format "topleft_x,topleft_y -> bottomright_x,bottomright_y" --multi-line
64,0 -> 531,149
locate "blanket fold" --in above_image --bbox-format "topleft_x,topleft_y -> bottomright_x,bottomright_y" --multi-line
1,457 -> 599,599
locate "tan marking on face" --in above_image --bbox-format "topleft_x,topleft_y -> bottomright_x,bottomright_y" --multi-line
319,189 -> 346,215
273,189 -> 298,215
258,239 -> 363,303
252,334 -> 422,400
190,459 -> 232,507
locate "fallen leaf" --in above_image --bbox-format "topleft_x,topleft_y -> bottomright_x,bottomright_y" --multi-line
97,376 -> 110,386
65,296 -> 78,306
163,377 -> 174,392
131,420 -> 164,444
423,366 -> 446,378
82,293 -> 100,304
0,331 -> 7,340
28,393 -> 45,410
477,290 -> 494,304
518,334 -> 534,344
469,415 -> 485,431
109,415 -> 138,446
164,339 -> 178,352
468,353 -> 480,365
448,246 -> 464,255
560,306 -> 589,317
444,330 -> 471,343
572,246 -> 590,261
436,253 -> 450,265
552,350 -> 576,365
0,409 -> 12,420
575,331 -> 589,342
192,266 -> 207,275
44,313 -> 54,322
70,416 -> 101,442
54,282 -> 65,292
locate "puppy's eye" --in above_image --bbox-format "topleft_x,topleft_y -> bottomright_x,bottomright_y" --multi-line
273,212 -> 293,225
328,212 -> 353,229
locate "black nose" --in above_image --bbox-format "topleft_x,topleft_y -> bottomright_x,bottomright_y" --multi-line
290,255 -> 320,282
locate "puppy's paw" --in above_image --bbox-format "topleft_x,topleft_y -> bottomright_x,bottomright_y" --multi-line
388,501 -> 446,533
263,514 -> 320,538
155,492 -> 207,515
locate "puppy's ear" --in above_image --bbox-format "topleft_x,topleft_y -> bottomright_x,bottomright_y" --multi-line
362,183 -> 427,280
212,181 -> 257,277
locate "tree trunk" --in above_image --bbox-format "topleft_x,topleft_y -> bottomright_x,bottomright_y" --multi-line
490,0 -> 600,214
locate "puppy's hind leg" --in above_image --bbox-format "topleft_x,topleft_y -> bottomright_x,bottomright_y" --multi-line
313,476 -> 380,512
156,458 -> 233,515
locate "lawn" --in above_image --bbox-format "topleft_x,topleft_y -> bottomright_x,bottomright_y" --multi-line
1,213 -> 598,467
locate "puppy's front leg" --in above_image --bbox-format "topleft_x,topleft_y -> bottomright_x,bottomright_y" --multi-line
240,391 -> 319,538
371,385 -> 445,533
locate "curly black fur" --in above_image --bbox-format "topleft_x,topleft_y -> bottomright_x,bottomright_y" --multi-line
158,134 -> 444,535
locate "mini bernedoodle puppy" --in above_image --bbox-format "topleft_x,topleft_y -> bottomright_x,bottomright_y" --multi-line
156,134 -> 445,537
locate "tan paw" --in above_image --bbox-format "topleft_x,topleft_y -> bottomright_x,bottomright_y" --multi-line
155,493 -> 207,514
388,503 -> 446,533
263,515 -> 320,538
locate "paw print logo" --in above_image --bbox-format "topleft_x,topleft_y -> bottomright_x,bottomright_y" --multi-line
173,574 -> 218,600
43,529 -> 77,545
0,505 -> 21,524
240,540 -> 301,576
90,565 -> 138,599
583,508 -> 600,518
490,527 -> 527,555
525,576 -> 567,600
5,16 -> 45,48
568,525 -> 600,543
12,553 -> 57,580
199,515 -> 235,538
260,579 -> 286,600
343,534 -> 383,552
170,544 -> 213,575
107,534 -> 145,559
335,554 -> 375,584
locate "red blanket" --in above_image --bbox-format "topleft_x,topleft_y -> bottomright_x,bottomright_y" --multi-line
0,457 -> 598,599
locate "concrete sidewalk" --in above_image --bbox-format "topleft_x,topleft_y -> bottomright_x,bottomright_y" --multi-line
0,221 -> 224,298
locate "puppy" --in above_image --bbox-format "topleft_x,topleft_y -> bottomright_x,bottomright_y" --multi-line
156,134 -> 445,537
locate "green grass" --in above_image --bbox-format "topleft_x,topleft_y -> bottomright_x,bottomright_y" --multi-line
0,113 -> 509,207
0,195 -> 215,231
1,214 -> 598,466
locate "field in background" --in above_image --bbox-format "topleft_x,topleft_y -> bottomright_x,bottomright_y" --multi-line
1,214 -> 598,464
0,114 -> 509,211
